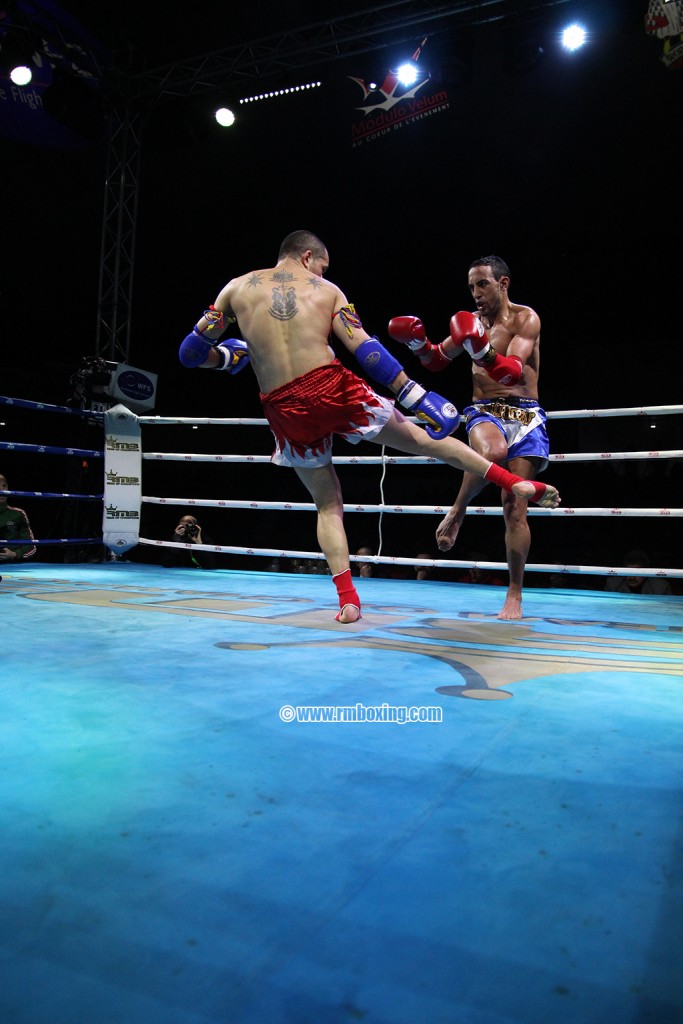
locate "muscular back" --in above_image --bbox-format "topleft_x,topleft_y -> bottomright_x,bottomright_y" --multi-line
216,261 -> 342,394
472,301 -> 541,401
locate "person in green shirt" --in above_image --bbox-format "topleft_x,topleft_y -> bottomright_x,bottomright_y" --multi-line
0,474 -> 37,564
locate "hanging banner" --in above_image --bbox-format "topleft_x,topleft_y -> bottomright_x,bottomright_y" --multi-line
349,67 -> 449,148
102,404 -> 142,555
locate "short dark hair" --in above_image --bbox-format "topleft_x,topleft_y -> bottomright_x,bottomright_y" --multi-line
469,255 -> 511,282
278,230 -> 327,261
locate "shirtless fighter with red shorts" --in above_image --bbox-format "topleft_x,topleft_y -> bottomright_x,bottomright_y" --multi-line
178,231 -> 561,622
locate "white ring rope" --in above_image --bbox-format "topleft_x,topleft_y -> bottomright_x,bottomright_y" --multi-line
142,450 -> 683,464
142,496 -> 681,518
137,401 -> 683,581
8,395 -> 680,579
139,404 -> 681,425
136,540 -> 683,581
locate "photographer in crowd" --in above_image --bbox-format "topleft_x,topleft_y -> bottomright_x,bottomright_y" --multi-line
162,514 -> 216,570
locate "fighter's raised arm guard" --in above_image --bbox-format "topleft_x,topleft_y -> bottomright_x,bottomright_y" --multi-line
179,329 -> 215,368
354,336 -> 459,439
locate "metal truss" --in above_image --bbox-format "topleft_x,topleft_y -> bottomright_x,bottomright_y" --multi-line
96,0 -> 572,359
130,0 -> 572,101
96,105 -> 143,362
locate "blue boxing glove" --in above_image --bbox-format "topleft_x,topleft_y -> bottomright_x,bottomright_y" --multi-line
179,329 -> 213,368
216,338 -> 250,374
396,379 -> 460,440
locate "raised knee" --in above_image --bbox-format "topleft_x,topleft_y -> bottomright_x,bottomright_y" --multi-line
480,442 -> 508,465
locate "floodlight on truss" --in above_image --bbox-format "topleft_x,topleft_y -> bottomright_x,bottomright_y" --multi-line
215,106 -> 236,126
561,22 -> 587,52
396,61 -> 419,85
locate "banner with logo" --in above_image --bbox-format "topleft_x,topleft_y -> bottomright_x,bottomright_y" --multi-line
349,68 -> 450,148
107,363 -> 158,414
103,404 -> 142,555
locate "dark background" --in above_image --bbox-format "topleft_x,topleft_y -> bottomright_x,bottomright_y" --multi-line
1,0 -> 681,580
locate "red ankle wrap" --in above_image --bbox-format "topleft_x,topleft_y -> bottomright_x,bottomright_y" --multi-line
333,569 -> 360,609
484,463 -> 546,502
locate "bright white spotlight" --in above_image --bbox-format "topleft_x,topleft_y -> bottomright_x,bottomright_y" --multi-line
10,64 -> 32,86
561,23 -> 587,52
396,62 -> 419,86
215,107 -> 236,127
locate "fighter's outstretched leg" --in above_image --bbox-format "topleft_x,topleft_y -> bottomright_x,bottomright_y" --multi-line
294,462 -> 361,623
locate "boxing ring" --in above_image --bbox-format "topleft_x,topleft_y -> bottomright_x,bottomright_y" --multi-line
1,393 -> 682,1024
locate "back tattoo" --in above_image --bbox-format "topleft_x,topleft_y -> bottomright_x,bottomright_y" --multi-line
269,269 -> 297,321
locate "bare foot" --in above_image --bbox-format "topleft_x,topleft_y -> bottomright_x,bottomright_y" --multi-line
498,593 -> 523,620
511,480 -> 561,509
336,604 -> 361,623
436,508 -> 465,552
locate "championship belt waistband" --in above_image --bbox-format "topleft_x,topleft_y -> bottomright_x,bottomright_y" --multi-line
470,398 -> 539,426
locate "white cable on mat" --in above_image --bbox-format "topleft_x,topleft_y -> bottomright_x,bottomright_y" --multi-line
376,445 -> 388,557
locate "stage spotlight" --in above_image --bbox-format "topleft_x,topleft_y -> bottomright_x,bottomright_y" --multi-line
0,28 -> 38,85
215,106 -> 236,127
561,23 -> 587,52
396,62 -> 419,86
10,63 -> 32,85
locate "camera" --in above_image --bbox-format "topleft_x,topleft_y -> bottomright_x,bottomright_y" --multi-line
68,355 -> 116,409
186,523 -> 199,538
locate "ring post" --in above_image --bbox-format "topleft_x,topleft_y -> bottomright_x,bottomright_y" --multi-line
103,404 -> 142,556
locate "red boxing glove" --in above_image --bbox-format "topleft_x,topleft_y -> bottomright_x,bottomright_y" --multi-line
449,311 -> 491,359
486,352 -> 523,385
388,315 -> 452,372
449,311 -> 522,385
388,315 -> 428,352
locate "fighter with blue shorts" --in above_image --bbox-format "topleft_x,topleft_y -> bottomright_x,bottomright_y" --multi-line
388,254 -> 550,619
